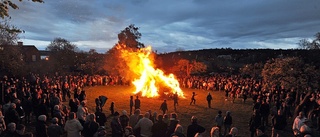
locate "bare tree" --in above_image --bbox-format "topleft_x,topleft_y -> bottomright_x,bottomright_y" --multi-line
299,32 -> 320,50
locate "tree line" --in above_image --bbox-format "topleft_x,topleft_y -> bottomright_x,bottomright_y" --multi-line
1,19 -> 320,92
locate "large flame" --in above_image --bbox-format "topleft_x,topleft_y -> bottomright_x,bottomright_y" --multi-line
119,45 -> 185,98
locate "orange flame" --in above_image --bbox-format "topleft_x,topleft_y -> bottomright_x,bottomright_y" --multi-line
119,45 -> 185,98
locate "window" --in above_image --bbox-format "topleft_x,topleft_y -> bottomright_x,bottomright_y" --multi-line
32,55 -> 36,61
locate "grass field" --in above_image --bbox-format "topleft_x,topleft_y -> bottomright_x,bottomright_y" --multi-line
84,85 -> 297,137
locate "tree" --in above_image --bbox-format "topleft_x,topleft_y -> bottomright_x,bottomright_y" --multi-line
171,59 -> 207,77
0,0 -> 44,18
261,57 -> 319,91
77,49 -> 105,75
104,24 -> 144,76
0,19 -> 25,76
0,19 -> 20,45
0,45 -> 25,76
46,37 -> 79,73
299,32 -> 320,49
240,62 -> 264,78
117,24 -> 144,49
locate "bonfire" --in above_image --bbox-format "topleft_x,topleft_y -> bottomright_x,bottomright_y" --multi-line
118,45 -> 185,98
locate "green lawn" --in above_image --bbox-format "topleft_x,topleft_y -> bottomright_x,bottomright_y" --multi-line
84,85 -> 297,136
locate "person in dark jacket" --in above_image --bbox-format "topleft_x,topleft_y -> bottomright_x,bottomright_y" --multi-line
52,105 -> 65,126
82,114 -> 99,137
95,106 -> 107,127
119,110 -> 130,132
249,109 -> 261,137
14,99 -> 24,123
260,99 -> 270,126
256,126 -> 268,137
38,99 -> 49,118
271,109 -> 287,137
36,115 -> 48,137
110,102 -> 115,116
130,96 -> 134,115
170,124 -> 186,137
134,96 -> 141,110
2,122 -> 19,137
206,92 -> 213,108
124,126 -> 135,137
21,97 -> 33,124
190,92 -> 196,105
69,98 -> 79,113
79,90 -> 86,103
224,111 -> 233,136
16,123 -> 34,137
111,111 -> 123,137
5,103 -> 20,125
187,116 -> 205,137
214,110 -> 224,134
166,113 -> 179,137
160,100 -> 168,115
152,115 -> 167,137
47,118 -> 64,137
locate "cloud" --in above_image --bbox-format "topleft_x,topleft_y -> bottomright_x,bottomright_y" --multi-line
7,0 -> 320,53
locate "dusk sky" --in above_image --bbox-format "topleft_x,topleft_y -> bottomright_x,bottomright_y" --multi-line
9,0 -> 320,53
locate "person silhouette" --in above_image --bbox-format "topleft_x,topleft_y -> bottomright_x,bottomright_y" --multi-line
190,92 -> 196,105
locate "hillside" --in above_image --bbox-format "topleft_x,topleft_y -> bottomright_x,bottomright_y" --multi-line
157,48 -> 320,74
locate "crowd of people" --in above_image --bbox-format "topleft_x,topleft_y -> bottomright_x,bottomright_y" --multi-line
180,75 -> 320,137
0,73 -> 319,137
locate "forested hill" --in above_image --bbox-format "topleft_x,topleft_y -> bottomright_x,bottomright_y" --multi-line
157,48 -> 320,74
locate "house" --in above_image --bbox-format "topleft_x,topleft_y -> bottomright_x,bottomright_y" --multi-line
0,42 -> 41,63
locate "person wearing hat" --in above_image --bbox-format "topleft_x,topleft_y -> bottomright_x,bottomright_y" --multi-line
47,117 -> 64,137
187,116 -> 205,137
